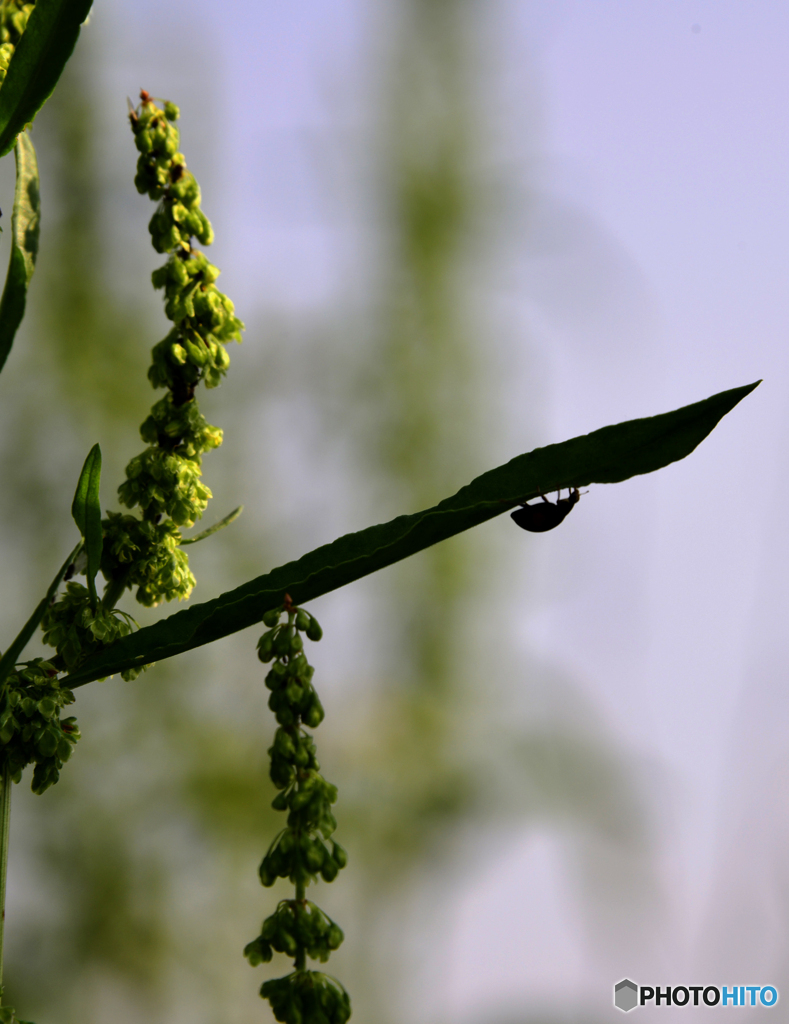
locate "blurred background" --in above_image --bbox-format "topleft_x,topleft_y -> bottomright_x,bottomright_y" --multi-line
0,0 -> 785,1021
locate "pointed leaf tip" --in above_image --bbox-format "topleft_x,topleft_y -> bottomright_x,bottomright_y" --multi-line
71,444 -> 102,603
62,382 -> 759,687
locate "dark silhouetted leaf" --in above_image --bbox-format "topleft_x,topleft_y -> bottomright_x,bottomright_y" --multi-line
64,382 -> 759,687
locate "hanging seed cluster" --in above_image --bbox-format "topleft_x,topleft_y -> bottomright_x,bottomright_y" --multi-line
101,92 -> 243,608
0,659 -> 80,794
0,1 -> 34,84
39,569 -> 143,683
258,971 -> 351,1024
41,582 -> 136,673
244,600 -> 351,1024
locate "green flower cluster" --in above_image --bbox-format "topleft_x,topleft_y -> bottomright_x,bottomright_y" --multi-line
0,1 -> 34,85
245,598 -> 350,1024
41,582 -> 139,678
131,94 -> 211,248
31,95 -> 238,796
99,92 -> 243,607
0,1000 -> 35,1024
0,659 -> 80,794
130,91 -> 242,396
245,899 -> 343,965
259,971 -> 351,1024
148,251 -> 238,393
100,514 -> 192,609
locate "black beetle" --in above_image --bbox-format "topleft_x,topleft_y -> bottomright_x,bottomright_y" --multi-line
510,488 -> 580,533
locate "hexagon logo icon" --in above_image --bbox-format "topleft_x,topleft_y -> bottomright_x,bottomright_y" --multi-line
615,979 -> 638,1012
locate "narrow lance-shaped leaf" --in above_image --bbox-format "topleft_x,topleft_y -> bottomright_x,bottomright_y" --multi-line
0,131 -> 39,373
0,0 -> 94,157
71,443 -> 102,606
0,540 -> 82,694
180,506 -> 243,545
63,381 -> 760,688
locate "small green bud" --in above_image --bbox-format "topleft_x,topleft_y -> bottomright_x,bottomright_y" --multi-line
171,201 -> 189,225
269,755 -> 295,789
135,130 -> 154,155
164,101 -> 180,121
151,264 -> 168,289
37,697 -> 56,719
285,680 -> 303,705
272,627 -> 292,658
286,656 -> 303,677
257,631 -> 275,663
274,703 -> 296,728
271,790 -> 289,811
203,262 -> 220,285
184,337 -> 207,365
320,857 -> 339,883
260,914 -> 278,942
262,607 -> 282,628
290,788 -> 312,812
214,344 -> 231,371
57,734 -> 74,761
295,609 -> 311,632
331,842 -> 348,869
243,936 -> 272,965
293,738 -> 311,768
302,693 -> 325,729
270,661 -> 287,680
273,728 -> 296,758
61,716 -> 80,738
305,614 -> 323,642
304,837 -> 326,871
170,257 -> 189,286
36,728 -> 59,758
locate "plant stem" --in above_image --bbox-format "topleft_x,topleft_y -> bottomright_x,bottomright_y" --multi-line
102,569 -> 130,611
0,764 -> 12,998
295,877 -> 306,972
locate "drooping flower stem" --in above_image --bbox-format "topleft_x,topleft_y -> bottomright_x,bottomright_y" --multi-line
244,596 -> 351,1024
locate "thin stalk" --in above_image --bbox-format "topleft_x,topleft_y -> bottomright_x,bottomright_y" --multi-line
294,877 -> 306,972
0,541 -> 82,697
0,764 -> 12,998
290,600 -> 307,974
101,568 -> 130,611
180,505 -> 242,545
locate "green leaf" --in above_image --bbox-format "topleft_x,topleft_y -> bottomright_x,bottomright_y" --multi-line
63,382 -> 759,688
0,132 -> 39,373
0,0 -> 94,158
180,505 -> 243,545
71,443 -> 102,605
0,541 -> 82,693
